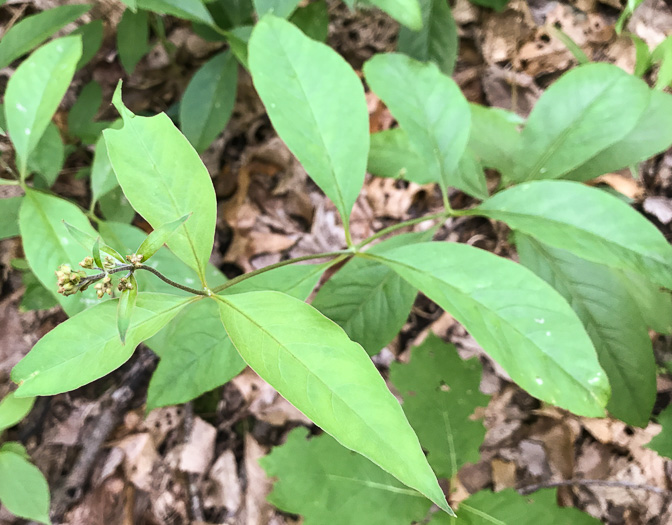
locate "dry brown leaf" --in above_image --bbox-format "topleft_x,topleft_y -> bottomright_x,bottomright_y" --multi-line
491,458 -> 517,490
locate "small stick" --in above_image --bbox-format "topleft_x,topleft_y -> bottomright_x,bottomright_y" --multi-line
518,478 -> 671,496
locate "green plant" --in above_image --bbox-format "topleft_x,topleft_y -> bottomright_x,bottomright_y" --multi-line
2,1 -> 672,523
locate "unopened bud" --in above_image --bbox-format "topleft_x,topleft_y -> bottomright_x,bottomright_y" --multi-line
79,256 -> 95,269
126,253 -> 143,266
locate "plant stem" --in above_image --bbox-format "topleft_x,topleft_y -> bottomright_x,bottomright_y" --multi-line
137,265 -> 211,296
355,210 -> 452,250
211,250 -> 353,294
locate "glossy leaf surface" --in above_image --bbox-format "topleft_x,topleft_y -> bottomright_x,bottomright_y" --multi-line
372,242 -> 609,417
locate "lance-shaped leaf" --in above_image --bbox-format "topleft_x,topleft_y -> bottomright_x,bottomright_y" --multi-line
0,196 -> 22,240
469,103 -> 521,181
390,334 -> 489,478
565,90 -> 672,181
254,0 -> 300,18
117,274 -> 138,344
4,36 -> 82,177
180,50 -> 238,153
12,293 -> 192,397
20,189 -> 101,316
217,291 -> 452,514
260,427 -> 432,525
363,53 -> 470,195
397,0 -> 458,75
136,0 -> 215,25
117,8 -> 149,74
369,242 -> 610,417
90,136 -> 118,204
647,403 -> 672,459
516,234 -> 656,426
474,180 -> 672,289
367,0 -> 422,30
0,449 -> 51,524
0,3 -> 90,69
136,214 -> 190,262
0,392 -> 35,432
63,220 -> 125,264
103,83 -> 217,285
512,63 -> 651,182
368,128 -> 431,184
248,16 -> 369,234
91,237 -> 104,271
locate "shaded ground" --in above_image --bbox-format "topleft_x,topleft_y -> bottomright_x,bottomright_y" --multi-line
2,0 -> 672,523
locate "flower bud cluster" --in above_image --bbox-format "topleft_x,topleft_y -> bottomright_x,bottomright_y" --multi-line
126,253 -> 143,267
94,276 -> 113,298
118,277 -> 134,292
103,255 -> 117,270
55,265 -> 87,296
79,256 -> 95,269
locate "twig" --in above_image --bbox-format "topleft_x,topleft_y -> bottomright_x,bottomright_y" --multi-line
518,479 -> 671,496
49,348 -> 158,523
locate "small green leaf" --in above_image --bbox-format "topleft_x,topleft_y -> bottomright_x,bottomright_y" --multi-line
454,149 -> 488,200
364,53 -> 470,196
225,26 -> 253,68
0,442 -> 29,459
19,268 -> 59,312
180,50 -> 238,153
0,3 -> 90,69
260,427 -> 432,525
647,404 -> 672,459
516,234 -> 656,426
367,0 -> 422,30
652,35 -> 672,90
439,488 -> 600,525
68,81 -> 107,143
19,189 -> 101,316
248,16 -> 369,235
619,270 -> 672,334
370,242 -> 610,417
71,19 -> 104,70
0,450 -> 51,524
289,1 -> 329,42
90,135 -> 118,204
63,220 -> 125,264
368,128 -> 432,184
12,293 -> 192,397
512,63 -> 651,182
565,90 -> 672,181
119,0 -> 138,11
4,36 -> 82,177
468,103 -> 521,180
397,0 -> 458,75
0,392 -> 35,432
99,186 -> 136,224
104,83 -> 217,285
91,237 -> 104,270
390,334 -> 489,478
217,291 -> 452,514
117,274 -> 138,344
475,180 -> 672,289
136,214 -> 190,262
253,0 -> 300,17
0,196 -> 22,240
136,0 -> 215,25
467,0 -> 509,9
117,8 -> 149,74
26,122 -> 64,186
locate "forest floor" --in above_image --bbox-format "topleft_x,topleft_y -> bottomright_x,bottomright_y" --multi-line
2,0 -> 672,524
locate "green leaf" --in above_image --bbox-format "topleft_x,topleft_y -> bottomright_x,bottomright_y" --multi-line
0,392 -> 35,432
390,334 -> 489,478
98,221 -> 227,293
466,0 -> 509,9
19,268 -> 59,312
4,36 -> 82,177
260,427 -> 432,525
12,293 -> 192,397
615,0 -> 646,33
370,242 -> 609,417
90,135 -> 118,204
19,189 -> 101,316
367,0 -> 422,30
0,450 -> 51,524
647,404 -> 672,459
136,214 -> 190,262
516,234 -> 656,426
248,16 -> 369,235
68,80 -> 107,143
397,0 -> 458,75
289,1 -> 329,42
253,0 -> 300,17
512,63 -> 651,182
216,291 -> 452,514
117,8 -> 150,74
63,220 -> 125,264
180,50 -> 238,153
146,299 -> 246,409
454,149 -> 488,200
652,35 -> 672,90
117,274 -> 138,344
71,19 -> 104,70
0,442 -> 30,459
225,26 -> 253,68
26,121 -> 64,186
619,270 -> 672,334
0,196 -> 22,240
136,0 -> 215,25
363,53 -> 470,195
368,128 -> 432,184
224,263 -> 327,298
564,90 -> 672,182
312,231 -> 429,356
437,488 -> 600,525
104,83 -> 217,285
99,186 -> 136,224
120,0 -> 138,10
0,3 -> 90,70
468,103 -> 521,180
475,180 -> 672,289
